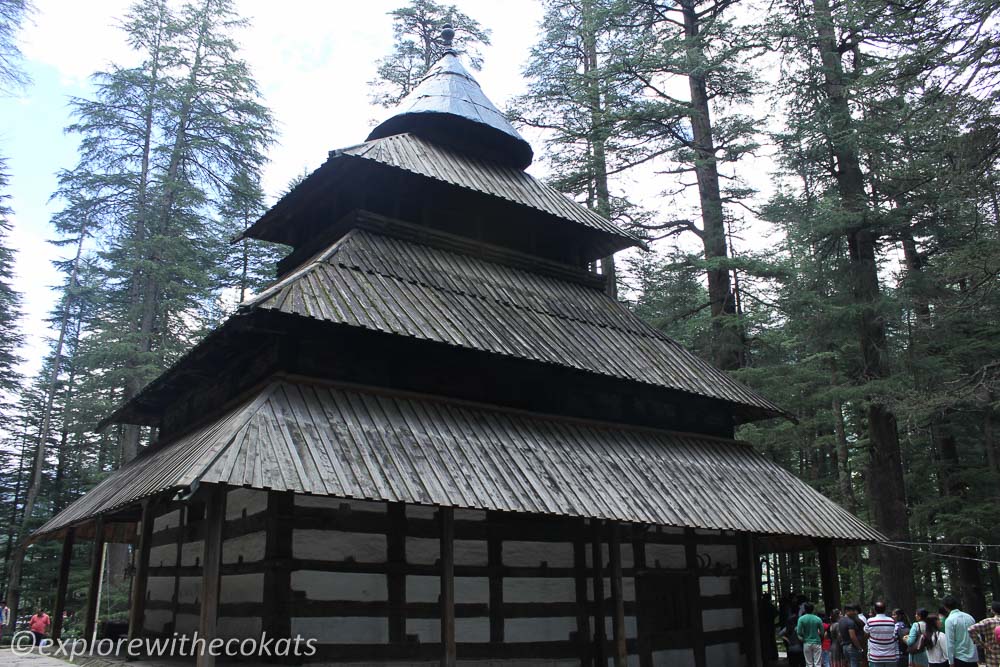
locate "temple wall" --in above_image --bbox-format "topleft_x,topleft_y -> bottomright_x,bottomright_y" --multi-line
138,490 -> 751,666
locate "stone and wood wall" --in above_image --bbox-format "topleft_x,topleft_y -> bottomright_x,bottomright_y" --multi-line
139,487 -> 755,666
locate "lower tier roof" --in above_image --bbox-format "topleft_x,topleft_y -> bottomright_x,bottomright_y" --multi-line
35,379 -> 882,544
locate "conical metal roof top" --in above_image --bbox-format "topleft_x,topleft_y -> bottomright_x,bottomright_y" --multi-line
367,44 -> 534,170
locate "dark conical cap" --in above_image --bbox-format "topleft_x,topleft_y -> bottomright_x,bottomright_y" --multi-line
367,30 -> 534,170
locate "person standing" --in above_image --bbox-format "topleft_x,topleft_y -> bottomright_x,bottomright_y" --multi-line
906,608 -> 931,667
942,595 -> 978,667
0,601 -> 9,644
29,609 -> 50,645
782,614 -> 807,667
893,608 -> 911,667
839,605 -> 866,667
797,602 -> 825,667
968,600 -> 1000,667
922,614 -> 949,667
864,601 -> 900,667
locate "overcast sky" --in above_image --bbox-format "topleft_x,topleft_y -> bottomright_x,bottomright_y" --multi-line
1,0 -> 553,380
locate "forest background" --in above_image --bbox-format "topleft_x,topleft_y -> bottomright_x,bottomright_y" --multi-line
0,0 -> 998,631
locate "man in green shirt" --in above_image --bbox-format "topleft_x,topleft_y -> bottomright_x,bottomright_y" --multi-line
943,595 -> 978,666
797,602 -> 825,667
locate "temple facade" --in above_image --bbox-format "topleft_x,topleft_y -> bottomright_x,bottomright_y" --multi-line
34,32 -> 882,667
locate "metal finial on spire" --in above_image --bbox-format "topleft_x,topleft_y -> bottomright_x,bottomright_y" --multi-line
440,24 -> 455,50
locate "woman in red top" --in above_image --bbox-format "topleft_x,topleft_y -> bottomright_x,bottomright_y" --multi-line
29,609 -> 50,645
822,615 -> 833,667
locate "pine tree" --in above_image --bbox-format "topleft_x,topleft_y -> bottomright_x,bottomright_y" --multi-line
0,0 -> 30,93
369,0 -> 491,108
0,159 -> 22,432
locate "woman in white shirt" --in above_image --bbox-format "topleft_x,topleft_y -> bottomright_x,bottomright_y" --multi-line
923,614 -> 949,667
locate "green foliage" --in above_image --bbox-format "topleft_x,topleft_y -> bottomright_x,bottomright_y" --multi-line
369,0 -> 491,108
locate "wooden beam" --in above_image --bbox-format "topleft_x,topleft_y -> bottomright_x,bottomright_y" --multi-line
440,507 -> 456,667
817,539 -> 841,613
51,527 -> 75,641
609,523 -> 627,667
83,516 -> 106,643
196,486 -> 226,667
169,506 -> 187,634
591,521 -> 607,665
487,516 -> 504,643
573,521 -> 592,666
387,502 -> 406,643
128,499 -> 155,647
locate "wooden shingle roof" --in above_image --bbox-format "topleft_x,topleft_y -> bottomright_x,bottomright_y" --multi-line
35,379 -> 881,543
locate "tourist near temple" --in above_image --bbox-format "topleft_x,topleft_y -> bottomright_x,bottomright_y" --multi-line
30,27 -> 882,667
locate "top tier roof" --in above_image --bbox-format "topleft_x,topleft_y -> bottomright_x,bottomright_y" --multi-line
367,51 -> 534,170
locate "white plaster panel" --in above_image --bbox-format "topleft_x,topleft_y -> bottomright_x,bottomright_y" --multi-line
145,576 -> 174,602
149,544 -> 176,568
217,616 -> 262,640
502,541 -> 573,567
456,617 -> 490,643
225,488 -> 268,520
407,537 -> 440,565
221,573 -> 264,604
407,505 -> 437,519
292,617 -> 388,644
455,540 -> 488,566
646,544 -> 686,569
455,577 -> 489,604
406,575 -> 440,603
181,540 -> 204,567
700,576 -> 733,597
504,578 -> 576,603
653,649 -> 695,667
222,532 -> 266,564
177,576 -> 201,604
295,496 -> 387,513
294,530 -> 386,562
505,617 -> 577,642
143,609 -> 172,634
454,509 -> 486,522
702,608 -> 743,632
175,613 -> 199,635
292,571 -> 387,601
705,641 -> 744,667
153,510 -> 180,532
407,618 -> 440,643
698,544 -> 738,568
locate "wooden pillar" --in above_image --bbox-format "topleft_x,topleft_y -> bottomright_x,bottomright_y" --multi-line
743,534 -> 763,667
128,499 -> 155,645
440,507 -> 456,667
263,491 -> 294,643
169,506 -> 187,634
51,527 -> 76,641
591,521 -> 607,665
685,529 -> 707,667
817,540 -> 841,613
197,486 -> 226,667
609,523 -> 627,667
83,516 -> 106,643
387,502 -> 406,643
573,521 -> 593,666
488,516 -> 504,644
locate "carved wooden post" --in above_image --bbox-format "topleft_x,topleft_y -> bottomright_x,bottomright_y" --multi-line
52,527 -> 75,641
197,486 -> 226,667
83,516 -> 106,643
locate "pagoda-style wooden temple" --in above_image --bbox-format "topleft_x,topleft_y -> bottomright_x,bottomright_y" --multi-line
33,33 -> 882,667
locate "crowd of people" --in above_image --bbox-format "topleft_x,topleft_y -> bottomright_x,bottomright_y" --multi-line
761,593 -> 1000,667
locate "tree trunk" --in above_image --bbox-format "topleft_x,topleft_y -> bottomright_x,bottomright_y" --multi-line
810,0 -> 915,612
680,0 -> 743,371
935,425 -> 987,619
